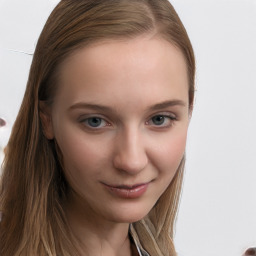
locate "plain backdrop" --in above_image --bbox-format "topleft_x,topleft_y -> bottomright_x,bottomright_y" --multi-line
0,0 -> 255,255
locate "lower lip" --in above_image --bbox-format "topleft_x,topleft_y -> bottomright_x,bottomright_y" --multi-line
103,183 -> 149,199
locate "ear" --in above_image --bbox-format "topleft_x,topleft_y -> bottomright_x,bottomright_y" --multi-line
39,101 -> 54,140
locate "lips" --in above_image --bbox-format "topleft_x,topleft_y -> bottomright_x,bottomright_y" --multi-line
102,182 -> 149,199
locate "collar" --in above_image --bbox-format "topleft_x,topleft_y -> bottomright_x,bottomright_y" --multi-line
129,224 -> 150,256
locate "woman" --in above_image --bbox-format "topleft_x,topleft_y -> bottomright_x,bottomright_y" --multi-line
0,0 -> 195,255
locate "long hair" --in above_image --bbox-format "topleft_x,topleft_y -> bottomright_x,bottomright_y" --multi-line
0,0 -> 195,255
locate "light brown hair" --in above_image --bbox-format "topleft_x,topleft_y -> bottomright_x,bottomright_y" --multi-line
0,0 -> 195,255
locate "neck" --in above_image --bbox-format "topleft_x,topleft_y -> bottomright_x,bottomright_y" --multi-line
64,191 -> 133,256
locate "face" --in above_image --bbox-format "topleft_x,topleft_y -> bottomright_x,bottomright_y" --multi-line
42,35 -> 190,224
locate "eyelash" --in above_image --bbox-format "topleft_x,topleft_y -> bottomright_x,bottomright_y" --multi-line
79,113 -> 177,130
146,114 -> 177,128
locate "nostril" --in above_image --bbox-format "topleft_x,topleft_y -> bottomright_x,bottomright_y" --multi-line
0,118 -> 6,128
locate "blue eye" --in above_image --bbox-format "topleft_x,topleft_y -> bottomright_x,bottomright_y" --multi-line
147,114 -> 176,127
151,115 -> 166,125
82,117 -> 108,128
87,117 -> 102,127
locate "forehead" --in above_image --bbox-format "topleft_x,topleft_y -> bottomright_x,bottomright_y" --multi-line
60,35 -> 187,77
54,36 -> 189,108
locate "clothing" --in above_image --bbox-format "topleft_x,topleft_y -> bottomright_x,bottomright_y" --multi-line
133,242 -> 150,256
129,226 -> 150,256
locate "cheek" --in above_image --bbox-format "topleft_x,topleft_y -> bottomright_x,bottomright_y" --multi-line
150,130 -> 187,175
56,137 -> 103,197
143,130 -> 187,206
152,132 -> 187,199
55,127 -> 111,181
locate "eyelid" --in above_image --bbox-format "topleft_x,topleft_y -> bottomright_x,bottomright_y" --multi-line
78,113 -> 107,121
148,111 -> 177,120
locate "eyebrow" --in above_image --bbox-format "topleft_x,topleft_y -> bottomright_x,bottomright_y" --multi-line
68,99 -> 187,112
148,100 -> 187,111
69,103 -> 113,112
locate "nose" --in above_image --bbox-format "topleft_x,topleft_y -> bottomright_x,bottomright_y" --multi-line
113,128 -> 148,174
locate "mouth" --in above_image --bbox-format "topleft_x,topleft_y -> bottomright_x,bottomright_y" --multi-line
102,182 -> 150,199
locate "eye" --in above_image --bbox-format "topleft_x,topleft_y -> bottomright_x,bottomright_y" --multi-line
81,117 -> 109,128
151,115 -> 166,125
147,114 -> 176,128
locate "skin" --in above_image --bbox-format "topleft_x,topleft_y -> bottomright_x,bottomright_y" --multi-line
41,35 -> 190,256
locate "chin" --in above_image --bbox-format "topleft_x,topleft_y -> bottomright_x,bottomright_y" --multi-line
107,204 -> 153,224
111,214 -> 147,224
